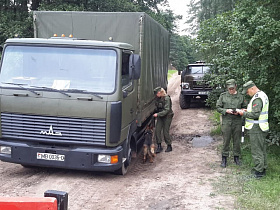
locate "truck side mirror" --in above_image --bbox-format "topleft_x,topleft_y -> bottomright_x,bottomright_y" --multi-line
178,70 -> 181,75
129,54 -> 141,80
0,45 -> 3,54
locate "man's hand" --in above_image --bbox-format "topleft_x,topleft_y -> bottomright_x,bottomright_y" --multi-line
238,110 -> 244,116
233,111 -> 239,116
226,109 -> 233,114
153,113 -> 158,118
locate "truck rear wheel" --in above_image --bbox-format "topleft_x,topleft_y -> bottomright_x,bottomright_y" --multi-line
179,94 -> 191,109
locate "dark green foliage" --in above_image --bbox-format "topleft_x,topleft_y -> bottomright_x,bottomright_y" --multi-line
0,2 -> 33,45
169,34 -> 197,71
197,0 -> 280,144
206,88 -> 224,109
186,0 -> 236,35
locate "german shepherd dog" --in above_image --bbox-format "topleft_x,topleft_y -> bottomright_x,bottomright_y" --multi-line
143,125 -> 156,163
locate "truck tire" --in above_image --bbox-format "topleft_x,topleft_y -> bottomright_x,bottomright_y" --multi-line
114,160 -> 129,175
179,94 -> 190,109
114,146 -> 131,175
21,164 -> 35,168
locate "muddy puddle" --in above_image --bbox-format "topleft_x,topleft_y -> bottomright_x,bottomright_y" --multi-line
192,135 -> 214,147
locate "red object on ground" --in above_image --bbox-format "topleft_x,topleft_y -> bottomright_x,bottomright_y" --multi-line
0,197 -> 57,210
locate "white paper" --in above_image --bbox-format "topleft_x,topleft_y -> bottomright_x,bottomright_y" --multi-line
52,80 -> 70,90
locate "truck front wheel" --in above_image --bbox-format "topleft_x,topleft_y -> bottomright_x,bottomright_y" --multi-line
114,146 -> 131,175
114,160 -> 129,175
179,94 -> 191,109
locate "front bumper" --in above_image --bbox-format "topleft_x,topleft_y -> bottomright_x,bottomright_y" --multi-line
181,89 -> 210,96
0,139 -> 123,172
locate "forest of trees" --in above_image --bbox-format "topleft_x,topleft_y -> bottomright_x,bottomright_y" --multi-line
0,0 -> 279,142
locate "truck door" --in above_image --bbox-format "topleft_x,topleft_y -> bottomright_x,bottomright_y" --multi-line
121,52 -> 136,126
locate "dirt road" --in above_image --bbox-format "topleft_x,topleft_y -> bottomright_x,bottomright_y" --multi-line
0,75 -> 234,209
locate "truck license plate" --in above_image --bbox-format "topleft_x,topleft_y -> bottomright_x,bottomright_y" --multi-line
198,91 -> 209,95
37,152 -> 65,161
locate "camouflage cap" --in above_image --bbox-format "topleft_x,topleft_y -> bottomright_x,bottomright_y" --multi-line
153,86 -> 162,95
226,79 -> 236,88
242,81 -> 255,94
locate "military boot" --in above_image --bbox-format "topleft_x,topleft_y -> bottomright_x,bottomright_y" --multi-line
165,145 -> 172,152
155,143 -> 163,153
221,156 -> 227,168
254,170 -> 265,178
234,156 -> 241,166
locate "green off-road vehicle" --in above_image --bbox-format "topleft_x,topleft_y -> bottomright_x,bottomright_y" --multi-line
179,62 -> 212,109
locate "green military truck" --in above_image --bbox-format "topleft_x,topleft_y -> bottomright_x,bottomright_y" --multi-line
179,61 -> 212,109
0,11 -> 170,175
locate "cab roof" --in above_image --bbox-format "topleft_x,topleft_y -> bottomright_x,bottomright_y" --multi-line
5,38 -> 134,51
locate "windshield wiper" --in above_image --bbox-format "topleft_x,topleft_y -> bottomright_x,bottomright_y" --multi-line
192,70 -> 202,74
66,89 -> 103,99
30,86 -> 71,97
2,82 -> 39,96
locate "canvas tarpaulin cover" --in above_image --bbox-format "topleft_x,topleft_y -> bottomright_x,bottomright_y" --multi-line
33,11 -> 169,121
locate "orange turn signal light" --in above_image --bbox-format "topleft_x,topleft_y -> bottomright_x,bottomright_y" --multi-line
69,34 -> 73,38
110,155 -> 118,164
61,34 -> 65,37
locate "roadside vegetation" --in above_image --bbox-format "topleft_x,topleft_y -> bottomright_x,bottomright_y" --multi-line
209,110 -> 222,136
212,140 -> 280,209
209,109 -> 280,209
168,70 -> 177,80
200,1 -> 280,206
196,0 -> 280,145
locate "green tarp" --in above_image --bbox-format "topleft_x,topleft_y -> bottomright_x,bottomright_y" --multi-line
33,11 -> 170,122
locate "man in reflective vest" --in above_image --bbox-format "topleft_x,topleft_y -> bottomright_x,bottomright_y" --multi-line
238,81 -> 269,178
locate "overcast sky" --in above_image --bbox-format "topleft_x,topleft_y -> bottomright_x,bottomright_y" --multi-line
165,0 -> 192,35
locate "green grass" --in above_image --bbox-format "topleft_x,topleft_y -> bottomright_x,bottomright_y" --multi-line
236,145 -> 280,209
168,70 -> 177,80
209,110 -> 222,136
213,139 -> 280,209
209,111 -> 280,209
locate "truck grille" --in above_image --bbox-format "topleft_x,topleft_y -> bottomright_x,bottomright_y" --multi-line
192,81 -> 212,90
1,112 -> 106,146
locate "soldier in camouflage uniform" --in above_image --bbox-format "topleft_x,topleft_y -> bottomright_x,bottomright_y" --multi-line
153,87 -> 174,153
216,79 -> 247,167
238,81 -> 269,178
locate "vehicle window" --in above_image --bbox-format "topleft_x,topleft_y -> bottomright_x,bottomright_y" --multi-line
203,66 -> 210,73
189,66 -> 210,74
189,66 -> 203,74
122,52 -> 130,87
0,45 -> 117,93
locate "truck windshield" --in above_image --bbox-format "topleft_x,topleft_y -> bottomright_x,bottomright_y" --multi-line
0,45 -> 117,94
189,66 -> 210,74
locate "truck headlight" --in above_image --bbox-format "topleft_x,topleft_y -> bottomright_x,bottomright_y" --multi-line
98,154 -> 118,164
181,82 -> 189,89
0,146 -> 11,154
